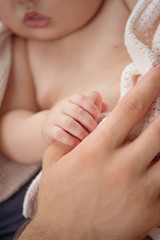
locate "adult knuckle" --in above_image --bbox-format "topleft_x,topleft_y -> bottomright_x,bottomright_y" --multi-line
124,95 -> 146,116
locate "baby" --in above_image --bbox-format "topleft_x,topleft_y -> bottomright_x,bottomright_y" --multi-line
0,0 -> 135,239
0,0 -> 110,164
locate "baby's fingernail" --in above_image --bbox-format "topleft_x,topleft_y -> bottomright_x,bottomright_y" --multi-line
94,112 -> 100,119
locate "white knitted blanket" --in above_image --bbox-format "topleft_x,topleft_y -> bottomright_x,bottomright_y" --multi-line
22,0 -> 160,239
0,23 -> 40,202
121,0 -> 160,141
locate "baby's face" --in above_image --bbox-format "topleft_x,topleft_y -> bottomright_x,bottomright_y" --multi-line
0,0 -> 103,40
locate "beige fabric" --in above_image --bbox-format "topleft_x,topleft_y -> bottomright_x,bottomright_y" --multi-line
0,23 -> 40,202
0,153 -> 40,202
0,22 -> 11,107
120,0 -> 160,141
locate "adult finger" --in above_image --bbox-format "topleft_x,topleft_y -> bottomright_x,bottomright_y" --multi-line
147,159 -> 160,194
97,65 -> 160,148
43,141 -> 73,167
128,114 -> 160,167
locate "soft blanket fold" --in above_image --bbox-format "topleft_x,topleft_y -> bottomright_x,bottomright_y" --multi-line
120,0 -> 160,142
0,22 -> 40,202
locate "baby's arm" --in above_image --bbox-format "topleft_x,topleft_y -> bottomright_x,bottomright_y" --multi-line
0,37 -> 107,164
42,91 -> 108,147
0,37 -> 49,163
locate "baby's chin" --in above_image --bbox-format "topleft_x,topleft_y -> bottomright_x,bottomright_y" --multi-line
12,28 -> 79,41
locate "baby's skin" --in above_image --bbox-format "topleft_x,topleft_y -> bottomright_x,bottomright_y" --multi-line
42,91 -> 108,146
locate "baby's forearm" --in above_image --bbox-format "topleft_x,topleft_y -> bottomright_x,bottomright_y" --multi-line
0,109 -> 50,163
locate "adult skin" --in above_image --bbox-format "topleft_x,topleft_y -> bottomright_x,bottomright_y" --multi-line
16,65 -> 160,240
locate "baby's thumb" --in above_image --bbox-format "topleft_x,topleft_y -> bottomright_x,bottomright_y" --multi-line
89,91 -> 102,111
89,91 -> 108,112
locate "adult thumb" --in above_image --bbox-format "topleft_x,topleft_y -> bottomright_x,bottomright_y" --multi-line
43,141 -> 73,166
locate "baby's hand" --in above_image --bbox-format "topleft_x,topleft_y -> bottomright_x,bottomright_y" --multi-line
42,91 -> 108,146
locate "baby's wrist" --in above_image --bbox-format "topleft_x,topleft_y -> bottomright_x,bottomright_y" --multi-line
41,111 -> 55,145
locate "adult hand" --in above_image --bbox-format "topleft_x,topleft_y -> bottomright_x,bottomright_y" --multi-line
18,65 -> 160,240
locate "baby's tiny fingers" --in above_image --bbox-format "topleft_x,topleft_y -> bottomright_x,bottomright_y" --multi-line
54,114 -> 89,141
64,104 -> 98,132
69,94 -> 100,119
51,126 -> 81,147
89,91 -> 103,112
